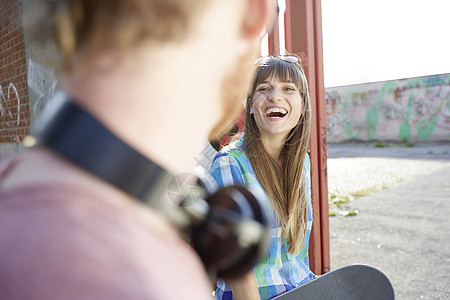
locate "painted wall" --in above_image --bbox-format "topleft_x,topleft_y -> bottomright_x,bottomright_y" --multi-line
0,0 -> 30,144
22,0 -> 60,125
326,74 -> 450,143
0,0 -> 59,162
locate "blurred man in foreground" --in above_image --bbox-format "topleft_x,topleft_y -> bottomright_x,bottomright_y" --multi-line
0,0 -> 276,299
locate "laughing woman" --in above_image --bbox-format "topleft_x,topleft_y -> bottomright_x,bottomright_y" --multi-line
209,55 -> 315,300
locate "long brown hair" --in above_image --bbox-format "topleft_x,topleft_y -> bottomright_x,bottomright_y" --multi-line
244,56 -> 311,254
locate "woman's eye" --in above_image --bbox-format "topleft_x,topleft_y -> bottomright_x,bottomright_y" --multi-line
257,86 -> 270,92
284,86 -> 296,91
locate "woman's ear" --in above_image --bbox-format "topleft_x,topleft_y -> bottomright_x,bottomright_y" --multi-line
241,0 -> 277,39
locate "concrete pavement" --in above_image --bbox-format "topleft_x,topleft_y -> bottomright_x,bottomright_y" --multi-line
327,142 -> 450,300
328,141 -> 450,161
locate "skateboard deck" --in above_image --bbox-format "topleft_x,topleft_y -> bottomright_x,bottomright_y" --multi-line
272,264 -> 394,300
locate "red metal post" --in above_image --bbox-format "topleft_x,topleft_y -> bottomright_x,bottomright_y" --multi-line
268,14 -> 281,55
284,0 -> 330,275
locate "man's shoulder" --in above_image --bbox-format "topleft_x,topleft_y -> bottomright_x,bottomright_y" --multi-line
0,185 -> 212,299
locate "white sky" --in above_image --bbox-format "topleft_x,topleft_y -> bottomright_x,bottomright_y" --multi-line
321,0 -> 450,87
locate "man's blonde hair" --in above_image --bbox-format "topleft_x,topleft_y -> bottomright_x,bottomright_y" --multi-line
26,0 -> 207,71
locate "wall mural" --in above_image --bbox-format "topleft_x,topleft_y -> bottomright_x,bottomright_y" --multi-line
326,74 -> 450,143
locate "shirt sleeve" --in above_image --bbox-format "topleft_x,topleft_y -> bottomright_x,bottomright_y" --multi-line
209,153 -> 245,188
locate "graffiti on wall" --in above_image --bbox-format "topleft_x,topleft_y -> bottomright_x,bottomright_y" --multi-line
0,82 -> 21,143
0,59 -> 58,162
326,74 -> 450,143
27,59 -> 58,121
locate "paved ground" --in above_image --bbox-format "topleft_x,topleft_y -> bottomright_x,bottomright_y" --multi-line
328,141 -> 450,161
327,142 -> 450,300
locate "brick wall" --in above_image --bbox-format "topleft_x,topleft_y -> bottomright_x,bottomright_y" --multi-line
0,0 -> 30,144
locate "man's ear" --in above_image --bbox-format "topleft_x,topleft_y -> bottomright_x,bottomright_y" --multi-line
241,0 -> 277,39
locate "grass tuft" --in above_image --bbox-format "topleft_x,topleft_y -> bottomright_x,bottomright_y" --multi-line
374,142 -> 389,148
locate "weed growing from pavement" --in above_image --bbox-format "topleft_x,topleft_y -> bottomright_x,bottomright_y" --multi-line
374,142 -> 389,148
401,142 -> 416,147
328,187 -> 378,217
339,209 -> 358,217
373,141 -> 417,148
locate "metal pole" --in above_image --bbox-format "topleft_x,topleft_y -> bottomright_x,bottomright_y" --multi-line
284,0 -> 330,275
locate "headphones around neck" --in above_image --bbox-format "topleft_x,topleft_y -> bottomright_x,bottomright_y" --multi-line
30,93 -> 269,279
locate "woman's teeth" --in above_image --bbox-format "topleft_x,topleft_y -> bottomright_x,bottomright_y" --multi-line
265,107 -> 287,118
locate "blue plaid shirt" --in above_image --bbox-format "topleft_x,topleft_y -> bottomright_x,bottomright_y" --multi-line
208,135 -> 315,300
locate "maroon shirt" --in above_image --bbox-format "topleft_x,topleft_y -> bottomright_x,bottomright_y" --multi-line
0,158 -> 212,300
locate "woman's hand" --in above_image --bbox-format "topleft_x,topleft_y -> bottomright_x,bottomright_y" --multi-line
229,270 -> 260,300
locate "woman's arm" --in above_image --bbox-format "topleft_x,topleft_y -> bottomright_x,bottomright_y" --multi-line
229,271 -> 260,300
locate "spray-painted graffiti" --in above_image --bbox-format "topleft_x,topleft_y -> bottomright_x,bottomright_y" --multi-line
326,74 -> 450,143
0,59 -> 58,162
27,59 -> 58,121
0,82 -> 21,143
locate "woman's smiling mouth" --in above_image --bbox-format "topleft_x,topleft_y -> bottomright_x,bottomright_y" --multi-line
265,107 -> 288,119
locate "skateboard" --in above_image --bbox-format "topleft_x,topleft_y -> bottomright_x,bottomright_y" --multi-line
272,264 -> 395,300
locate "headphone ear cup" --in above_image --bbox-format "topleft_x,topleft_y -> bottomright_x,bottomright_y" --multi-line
191,185 -> 269,279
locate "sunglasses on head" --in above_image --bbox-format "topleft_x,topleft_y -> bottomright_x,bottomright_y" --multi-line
254,55 -> 300,65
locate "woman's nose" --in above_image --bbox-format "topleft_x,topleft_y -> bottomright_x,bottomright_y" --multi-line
268,88 -> 282,102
